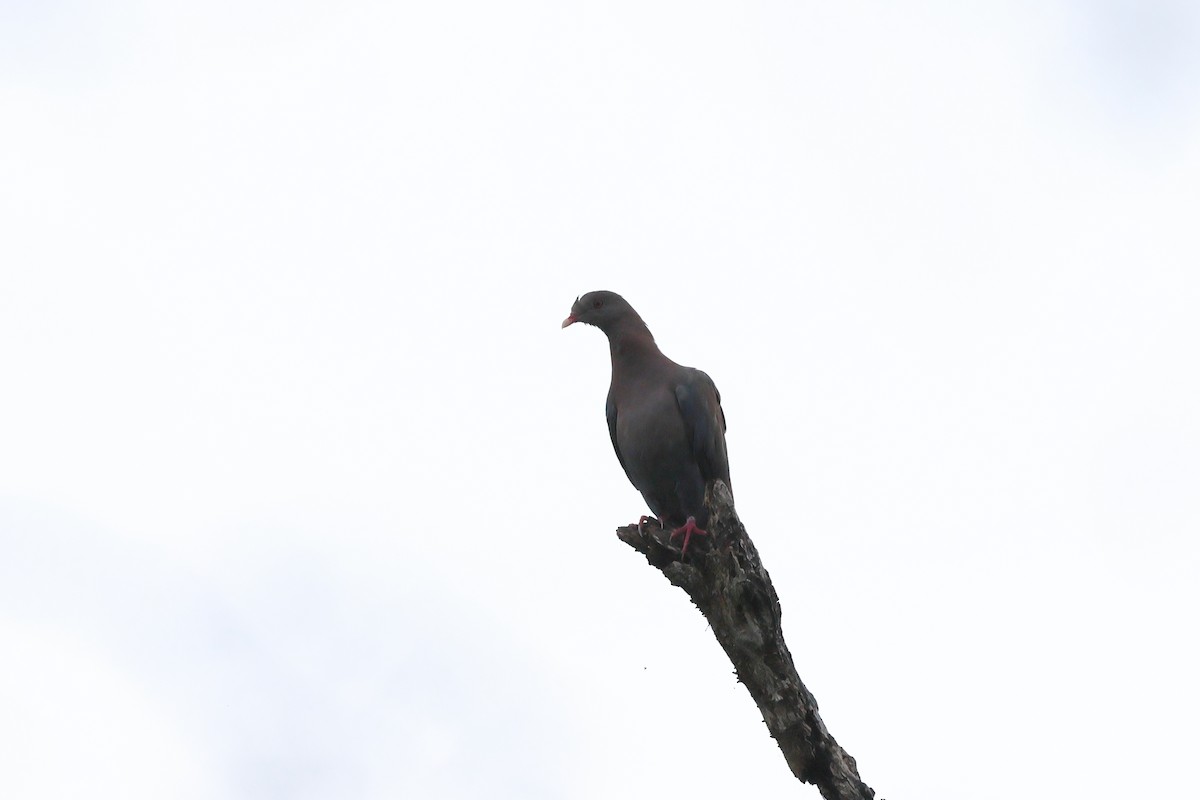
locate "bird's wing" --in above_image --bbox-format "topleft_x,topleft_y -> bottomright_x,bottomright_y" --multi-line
606,390 -> 634,482
674,368 -> 731,486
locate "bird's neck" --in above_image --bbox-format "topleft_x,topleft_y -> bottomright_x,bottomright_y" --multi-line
607,321 -> 665,371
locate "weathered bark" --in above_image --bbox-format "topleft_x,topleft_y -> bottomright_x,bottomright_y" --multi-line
616,481 -> 875,800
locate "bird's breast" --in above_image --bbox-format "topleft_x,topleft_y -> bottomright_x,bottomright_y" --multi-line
613,388 -> 687,467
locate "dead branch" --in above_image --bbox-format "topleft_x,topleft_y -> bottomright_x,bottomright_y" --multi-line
615,481 -> 876,800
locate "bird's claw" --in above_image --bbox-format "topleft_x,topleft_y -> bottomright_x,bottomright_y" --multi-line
638,515 -> 662,536
669,516 -> 708,558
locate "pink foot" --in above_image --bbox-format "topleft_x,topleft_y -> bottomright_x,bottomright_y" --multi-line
638,515 -> 662,535
670,516 -> 708,558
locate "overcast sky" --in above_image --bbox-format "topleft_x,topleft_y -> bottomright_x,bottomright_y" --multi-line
2,2 -> 1199,799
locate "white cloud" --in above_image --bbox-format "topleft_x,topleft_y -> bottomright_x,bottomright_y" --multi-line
0,617 -> 217,800
2,2 -> 1198,798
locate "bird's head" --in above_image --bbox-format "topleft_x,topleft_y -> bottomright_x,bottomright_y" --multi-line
561,290 -> 636,333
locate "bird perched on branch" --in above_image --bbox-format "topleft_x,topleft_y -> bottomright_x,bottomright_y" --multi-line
562,290 -> 731,557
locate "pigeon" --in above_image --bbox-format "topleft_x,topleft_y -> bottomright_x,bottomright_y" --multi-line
562,290 -> 731,557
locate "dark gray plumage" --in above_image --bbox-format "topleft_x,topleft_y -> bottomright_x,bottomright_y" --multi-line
563,290 -> 731,555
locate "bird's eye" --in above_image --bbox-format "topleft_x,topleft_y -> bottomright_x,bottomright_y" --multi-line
593,299 -> 603,309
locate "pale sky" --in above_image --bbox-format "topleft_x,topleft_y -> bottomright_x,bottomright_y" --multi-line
2,2 -> 1199,799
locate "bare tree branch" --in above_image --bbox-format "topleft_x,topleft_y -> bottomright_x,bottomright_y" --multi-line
615,481 -> 876,800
